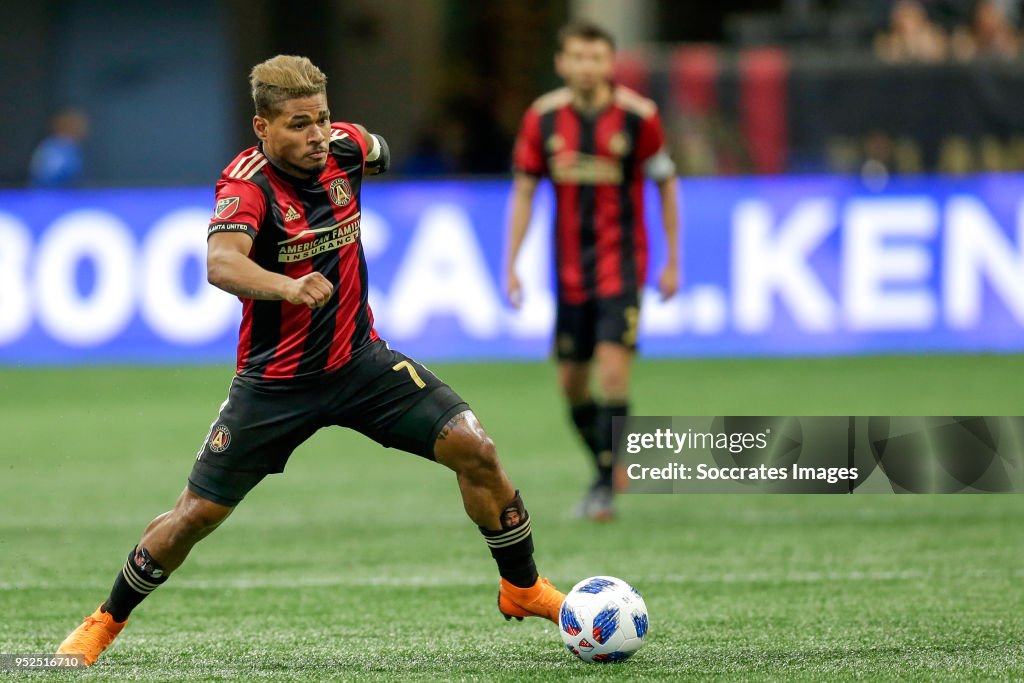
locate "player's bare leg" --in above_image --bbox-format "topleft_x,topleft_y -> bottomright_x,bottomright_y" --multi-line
564,343 -> 633,520
559,358 -> 609,519
136,488 -> 234,573
559,361 -> 595,455
594,342 -> 632,403
56,489 -> 234,665
433,410 -> 565,623
434,411 -> 515,529
558,360 -> 592,405
595,341 -> 633,491
558,360 -> 604,516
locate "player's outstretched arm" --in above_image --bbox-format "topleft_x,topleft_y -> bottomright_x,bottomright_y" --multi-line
655,176 -> 682,301
352,123 -> 390,176
207,232 -> 334,307
504,172 -> 540,309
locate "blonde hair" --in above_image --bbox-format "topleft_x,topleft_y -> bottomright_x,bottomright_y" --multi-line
249,55 -> 327,118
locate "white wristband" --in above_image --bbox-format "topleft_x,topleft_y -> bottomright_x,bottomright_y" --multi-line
644,149 -> 676,181
366,134 -> 381,162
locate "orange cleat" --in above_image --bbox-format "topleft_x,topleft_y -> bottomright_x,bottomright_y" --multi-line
497,577 -> 565,623
56,604 -> 127,666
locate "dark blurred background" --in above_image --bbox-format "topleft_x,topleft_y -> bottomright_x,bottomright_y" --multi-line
6,0 -> 1024,186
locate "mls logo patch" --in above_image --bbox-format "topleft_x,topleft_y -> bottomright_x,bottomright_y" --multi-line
215,196 -> 240,219
209,425 -> 232,453
329,178 -> 352,207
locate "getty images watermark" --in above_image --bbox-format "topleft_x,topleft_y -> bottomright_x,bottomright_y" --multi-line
613,417 -> 1024,493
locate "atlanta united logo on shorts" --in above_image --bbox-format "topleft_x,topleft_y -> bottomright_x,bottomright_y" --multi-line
208,425 -> 232,453
329,178 -> 353,207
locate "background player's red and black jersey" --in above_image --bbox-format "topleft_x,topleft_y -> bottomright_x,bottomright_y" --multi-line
513,86 -> 666,305
208,122 -> 379,380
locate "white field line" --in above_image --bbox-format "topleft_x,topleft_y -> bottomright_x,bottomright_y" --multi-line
0,567 -> 1021,591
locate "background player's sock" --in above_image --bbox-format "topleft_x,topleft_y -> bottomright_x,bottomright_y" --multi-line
569,400 -> 601,464
101,546 -> 168,622
594,400 -> 630,488
480,490 -> 538,588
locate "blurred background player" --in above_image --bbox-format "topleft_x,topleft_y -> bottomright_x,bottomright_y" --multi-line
28,108 -> 89,187
55,55 -> 564,666
504,21 -> 681,521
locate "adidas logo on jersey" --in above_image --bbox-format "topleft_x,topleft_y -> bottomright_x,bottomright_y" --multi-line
284,205 -> 300,222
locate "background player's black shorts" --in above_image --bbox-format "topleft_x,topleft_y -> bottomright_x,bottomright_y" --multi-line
188,339 -> 468,506
554,292 -> 641,362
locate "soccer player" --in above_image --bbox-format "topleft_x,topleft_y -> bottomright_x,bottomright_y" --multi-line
56,55 -> 565,666
29,108 -> 89,187
504,21 -> 680,521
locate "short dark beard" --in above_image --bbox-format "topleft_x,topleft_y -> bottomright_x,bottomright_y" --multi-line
571,81 -> 612,112
265,150 -> 324,179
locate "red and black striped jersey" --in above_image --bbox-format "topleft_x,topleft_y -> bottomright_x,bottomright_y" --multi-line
513,86 -> 666,304
208,122 -> 379,380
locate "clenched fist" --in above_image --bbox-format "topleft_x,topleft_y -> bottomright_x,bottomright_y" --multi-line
286,272 -> 334,308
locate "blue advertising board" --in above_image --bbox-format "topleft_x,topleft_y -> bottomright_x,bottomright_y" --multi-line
0,175 -> 1021,365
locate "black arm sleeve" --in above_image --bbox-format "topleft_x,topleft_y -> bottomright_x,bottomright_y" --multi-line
366,133 -> 391,175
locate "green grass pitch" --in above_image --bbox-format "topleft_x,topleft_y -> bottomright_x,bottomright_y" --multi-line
1,354 -> 1023,680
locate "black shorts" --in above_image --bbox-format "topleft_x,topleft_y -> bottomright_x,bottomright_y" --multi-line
187,339 -> 468,506
554,292 -> 641,362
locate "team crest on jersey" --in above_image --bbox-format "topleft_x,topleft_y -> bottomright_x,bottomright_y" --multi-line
208,425 -> 231,453
215,196 -> 240,219
608,132 -> 631,156
329,178 -> 353,207
546,134 -> 565,153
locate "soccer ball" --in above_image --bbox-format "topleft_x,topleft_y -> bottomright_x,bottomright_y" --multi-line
558,575 -> 649,663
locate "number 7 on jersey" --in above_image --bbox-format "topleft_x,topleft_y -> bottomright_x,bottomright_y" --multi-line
392,360 -> 426,389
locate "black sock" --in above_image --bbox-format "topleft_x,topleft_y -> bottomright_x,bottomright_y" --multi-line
594,401 -> 630,488
570,401 -> 601,462
480,490 -> 538,588
101,546 -> 168,622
